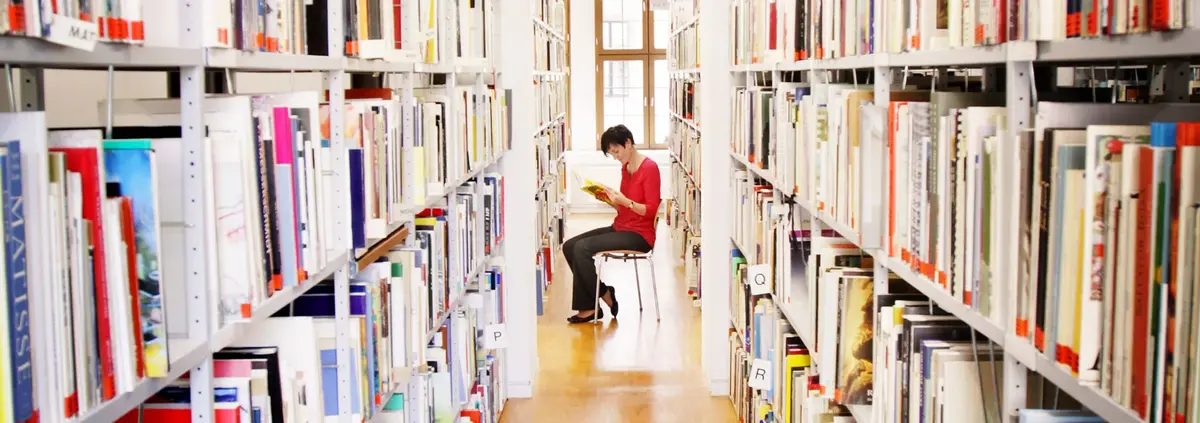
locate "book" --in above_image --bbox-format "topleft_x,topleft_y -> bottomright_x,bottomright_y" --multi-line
575,172 -> 617,206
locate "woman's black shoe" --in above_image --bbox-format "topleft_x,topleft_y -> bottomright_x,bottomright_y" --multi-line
606,286 -> 620,317
567,308 -> 604,324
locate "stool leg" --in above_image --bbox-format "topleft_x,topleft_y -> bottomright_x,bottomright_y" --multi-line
649,257 -> 661,321
632,258 -> 644,312
594,257 -> 604,324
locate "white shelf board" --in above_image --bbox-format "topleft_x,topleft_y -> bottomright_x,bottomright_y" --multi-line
533,70 -> 566,79
206,49 -> 344,71
1038,30 -> 1200,62
1022,339 -> 1142,423
670,111 -> 701,132
208,249 -> 354,349
347,56 -> 417,72
532,17 -> 566,41
669,14 -> 700,38
878,256 -> 1005,343
887,44 -> 1009,67
423,292 -> 468,345
795,200 -> 865,250
774,45 -> 1008,70
536,112 -> 566,133
730,153 -> 791,195
400,152 -> 506,213
0,37 -> 202,68
78,338 -> 209,423
771,292 -> 819,368
669,151 -> 700,188
414,60 -> 494,74
670,68 -> 701,77
847,405 -> 873,423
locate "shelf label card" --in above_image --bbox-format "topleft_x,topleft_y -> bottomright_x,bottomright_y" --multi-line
748,264 -> 772,296
45,15 -> 99,52
485,324 -> 508,349
747,359 -> 772,390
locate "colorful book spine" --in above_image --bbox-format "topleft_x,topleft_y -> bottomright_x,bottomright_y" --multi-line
3,141 -> 33,422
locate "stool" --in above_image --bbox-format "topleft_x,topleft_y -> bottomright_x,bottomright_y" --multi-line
592,249 -> 660,322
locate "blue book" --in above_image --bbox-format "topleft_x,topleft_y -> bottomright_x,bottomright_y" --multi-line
349,149 -> 366,248
281,281 -> 370,316
3,141 -> 33,421
321,348 -> 362,415
103,139 -> 170,377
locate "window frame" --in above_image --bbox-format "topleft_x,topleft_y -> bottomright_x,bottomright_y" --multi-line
595,0 -> 667,150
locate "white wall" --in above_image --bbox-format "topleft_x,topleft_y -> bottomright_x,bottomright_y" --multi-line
569,0 -> 597,152
565,0 -> 677,211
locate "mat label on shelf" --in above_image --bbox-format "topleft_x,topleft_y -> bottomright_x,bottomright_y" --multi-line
45,15 -> 100,51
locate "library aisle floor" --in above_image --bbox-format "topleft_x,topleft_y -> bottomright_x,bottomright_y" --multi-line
501,214 -> 737,423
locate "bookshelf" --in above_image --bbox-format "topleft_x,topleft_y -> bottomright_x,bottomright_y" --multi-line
0,0 -> 535,422
533,0 -> 567,316
666,0 -> 702,306
682,0 -> 1200,420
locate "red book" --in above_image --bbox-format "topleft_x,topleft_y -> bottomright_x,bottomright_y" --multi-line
1131,145 -> 1153,417
51,147 -> 115,400
118,197 -> 147,379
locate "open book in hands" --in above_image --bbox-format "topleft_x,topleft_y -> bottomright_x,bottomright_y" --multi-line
574,172 -> 618,206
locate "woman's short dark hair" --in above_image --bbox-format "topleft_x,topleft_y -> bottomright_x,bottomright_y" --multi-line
600,125 -> 635,155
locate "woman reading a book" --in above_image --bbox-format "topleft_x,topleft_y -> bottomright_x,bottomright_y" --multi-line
562,124 -> 662,324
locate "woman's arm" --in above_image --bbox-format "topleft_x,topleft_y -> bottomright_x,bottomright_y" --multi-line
622,164 -> 661,216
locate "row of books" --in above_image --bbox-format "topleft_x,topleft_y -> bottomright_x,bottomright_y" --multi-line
408,84 -> 510,204
667,215 -> 701,302
665,167 -> 700,301
2,0 -> 495,64
1009,111 -> 1200,422
118,258 -> 507,422
727,208 -> 1112,422
729,72 -> 1200,420
0,80 -> 509,422
535,117 -> 565,253
668,0 -> 699,30
669,22 -> 700,71
533,0 -> 566,37
534,21 -> 566,72
669,78 -> 699,126
668,160 -> 699,235
667,16 -> 700,300
535,80 -> 566,128
730,0 -> 1200,64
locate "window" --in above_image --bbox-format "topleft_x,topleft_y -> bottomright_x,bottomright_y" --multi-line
596,0 -> 667,149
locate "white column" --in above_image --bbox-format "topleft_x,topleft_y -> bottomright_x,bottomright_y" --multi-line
698,0 -> 732,396
499,0 -> 538,398
179,0 -> 213,419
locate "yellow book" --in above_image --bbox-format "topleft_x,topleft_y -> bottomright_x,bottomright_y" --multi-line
782,353 -> 811,423
574,172 -> 617,206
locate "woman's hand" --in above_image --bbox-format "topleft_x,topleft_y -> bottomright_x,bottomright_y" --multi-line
605,189 -> 631,208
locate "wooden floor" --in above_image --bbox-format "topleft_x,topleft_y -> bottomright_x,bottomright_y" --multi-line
499,214 -> 737,423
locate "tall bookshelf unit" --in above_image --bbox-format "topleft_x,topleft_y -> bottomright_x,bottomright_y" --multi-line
666,0 -> 703,306
0,0 -> 544,421
533,0 -> 568,316
679,0 -> 1200,421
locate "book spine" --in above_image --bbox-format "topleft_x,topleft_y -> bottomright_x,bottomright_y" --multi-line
4,143 -> 33,422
